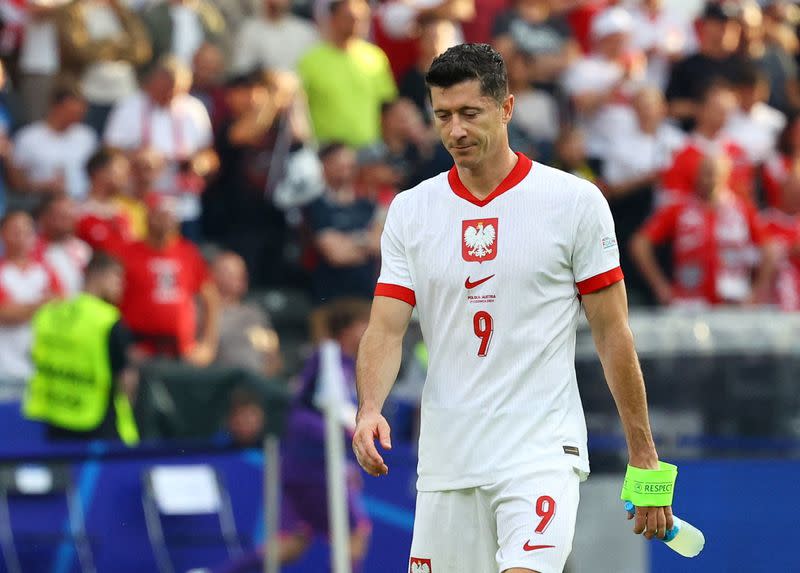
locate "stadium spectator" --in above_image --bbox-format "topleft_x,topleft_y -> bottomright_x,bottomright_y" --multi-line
232,0 -> 319,73
628,0 -> 696,91
307,143 -> 380,305
211,251 -> 282,377
398,16 -> 458,124
724,64 -> 786,165
10,85 -> 98,200
24,251 -> 139,444
739,0 -> 800,115
16,0 -> 69,124
762,170 -> 800,310
630,154 -> 777,307
552,126 -> 598,183
141,0 -> 225,66
76,148 -> 133,254
219,299 -> 372,572
205,70 -> 308,287
492,0 -> 578,89
561,6 -> 643,165
115,147 -> 165,241
506,42 -> 560,162
299,0 -> 397,147
603,87 -> 684,301
0,210 -> 62,390
36,195 -> 91,297
661,80 -> 754,201
666,2 -> 745,129
119,194 -> 219,364
763,114 -> 800,208
104,56 -> 215,241
357,98 -> 438,194
57,0 -> 152,134
190,42 -> 227,126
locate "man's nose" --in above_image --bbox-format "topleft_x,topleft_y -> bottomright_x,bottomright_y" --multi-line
450,116 -> 467,140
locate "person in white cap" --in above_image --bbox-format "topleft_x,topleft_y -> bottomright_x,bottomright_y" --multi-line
561,6 -> 645,168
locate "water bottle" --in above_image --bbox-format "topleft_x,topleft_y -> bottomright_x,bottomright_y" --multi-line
624,501 -> 705,557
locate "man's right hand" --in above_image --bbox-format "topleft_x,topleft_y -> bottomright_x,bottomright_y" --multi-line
352,411 -> 392,477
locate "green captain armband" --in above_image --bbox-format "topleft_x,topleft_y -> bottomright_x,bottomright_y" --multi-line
620,461 -> 678,507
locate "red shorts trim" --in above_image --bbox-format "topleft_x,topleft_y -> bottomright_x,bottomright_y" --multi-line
374,283 -> 416,306
576,266 -> 624,295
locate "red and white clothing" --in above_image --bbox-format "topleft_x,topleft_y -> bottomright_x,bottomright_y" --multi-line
104,91 -> 212,222
76,200 -> 132,255
377,153 -> 622,490
761,207 -> 800,310
0,259 -> 62,382
119,238 -> 209,357
35,237 -> 92,297
640,194 -> 764,305
660,134 -> 754,201
762,153 -> 794,209
723,103 -> 786,164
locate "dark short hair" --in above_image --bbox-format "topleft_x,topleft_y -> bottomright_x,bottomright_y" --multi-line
85,251 -> 121,278
426,43 -> 508,105
733,63 -> 767,88
318,141 -> 350,161
325,298 -> 371,339
698,78 -> 733,104
87,148 -> 123,178
51,82 -> 84,107
35,194 -> 69,220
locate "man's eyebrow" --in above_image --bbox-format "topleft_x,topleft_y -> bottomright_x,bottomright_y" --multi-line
433,106 -> 483,114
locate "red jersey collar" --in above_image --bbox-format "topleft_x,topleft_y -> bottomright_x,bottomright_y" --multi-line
448,152 -> 532,207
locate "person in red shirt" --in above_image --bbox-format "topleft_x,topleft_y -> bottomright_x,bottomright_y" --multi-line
660,80 -> 755,201
119,194 -> 219,365
763,114 -> 800,209
761,170 -> 800,310
631,154 -> 778,306
76,148 -> 133,254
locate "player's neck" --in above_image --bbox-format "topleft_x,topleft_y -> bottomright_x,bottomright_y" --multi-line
456,147 -> 519,200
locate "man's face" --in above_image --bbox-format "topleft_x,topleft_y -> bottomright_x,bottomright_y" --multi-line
323,147 -> 357,190
330,0 -> 370,39
60,97 -> 87,126
264,0 -> 290,16
100,266 -> 125,305
42,198 -> 77,240
696,155 -> 731,199
147,199 -> 180,239
699,88 -> 737,133
430,80 -> 513,170
213,254 -> 249,301
1,213 -> 36,257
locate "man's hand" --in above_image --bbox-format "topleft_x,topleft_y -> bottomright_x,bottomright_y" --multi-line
352,411 -> 392,477
628,504 -> 674,541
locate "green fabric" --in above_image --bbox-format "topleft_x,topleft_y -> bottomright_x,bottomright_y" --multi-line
620,461 -> 678,507
299,40 -> 397,147
25,294 -> 138,444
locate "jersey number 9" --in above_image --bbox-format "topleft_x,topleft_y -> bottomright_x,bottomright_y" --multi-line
473,311 -> 494,357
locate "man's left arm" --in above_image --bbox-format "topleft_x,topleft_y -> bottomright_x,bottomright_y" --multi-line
582,281 -> 673,540
189,280 -> 220,367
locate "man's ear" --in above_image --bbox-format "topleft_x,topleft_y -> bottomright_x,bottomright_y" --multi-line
501,93 -> 514,125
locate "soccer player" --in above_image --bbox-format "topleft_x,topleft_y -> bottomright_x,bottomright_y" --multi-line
352,44 -> 673,573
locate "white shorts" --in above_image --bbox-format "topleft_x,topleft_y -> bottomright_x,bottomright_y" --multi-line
408,465 -> 580,573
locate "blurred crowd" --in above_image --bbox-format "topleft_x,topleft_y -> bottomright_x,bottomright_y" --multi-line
1,0 -> 800,390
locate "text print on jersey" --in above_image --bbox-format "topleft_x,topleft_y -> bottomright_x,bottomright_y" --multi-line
462,218 -> 498,262
464,274 -> 495,289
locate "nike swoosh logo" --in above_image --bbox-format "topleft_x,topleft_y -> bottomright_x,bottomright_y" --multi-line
523,541 -> 555,552
464,274 -> 495,289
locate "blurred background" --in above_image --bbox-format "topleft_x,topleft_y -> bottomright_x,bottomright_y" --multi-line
0,0 -> 798,571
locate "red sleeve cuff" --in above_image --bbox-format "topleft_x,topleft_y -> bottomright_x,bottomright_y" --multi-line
374,282 -> 416,306
576,266 -> 624,295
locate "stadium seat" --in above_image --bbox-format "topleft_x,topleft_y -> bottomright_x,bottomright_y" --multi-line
141,464 -> 244,573
0,463 -> 95,573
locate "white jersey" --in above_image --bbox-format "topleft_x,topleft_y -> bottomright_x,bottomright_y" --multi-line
376,153 -> 623,491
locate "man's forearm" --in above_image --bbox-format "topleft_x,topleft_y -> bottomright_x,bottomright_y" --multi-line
594,323 -> 658,467
355,324 -> 403,417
